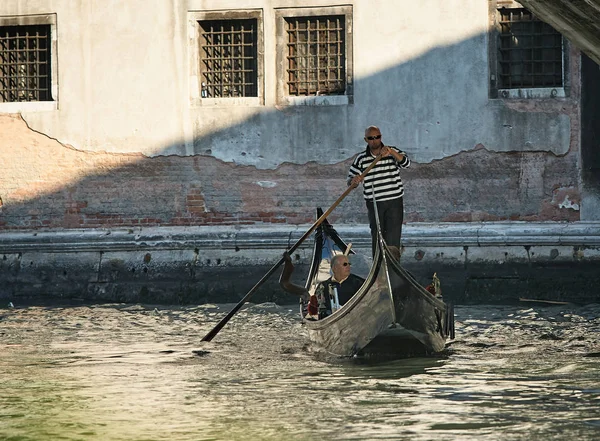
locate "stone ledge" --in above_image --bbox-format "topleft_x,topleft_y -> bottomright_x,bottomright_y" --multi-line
1,221 -> 599,253
1,222 -> 599,305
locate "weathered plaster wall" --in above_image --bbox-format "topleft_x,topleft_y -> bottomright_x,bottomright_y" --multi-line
507,0 -> 600,219
0,112 -> 597,303
0,0 -> 596,304
0,1 -> 582,221
2,110 -> 593,304
0,114 -> 581,228
0,0 -> 576,168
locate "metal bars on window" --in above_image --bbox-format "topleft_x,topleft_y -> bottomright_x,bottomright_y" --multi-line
498,8 -> 563,89
285,16 -> 345,96
0,24 -> 51,102
198,19 -> 258,98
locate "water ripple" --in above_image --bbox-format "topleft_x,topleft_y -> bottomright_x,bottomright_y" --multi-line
1,303 -> 599,440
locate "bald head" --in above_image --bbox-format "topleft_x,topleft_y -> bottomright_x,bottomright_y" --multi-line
331,254 -> 347,267
364,125 -> 383,148
331,254 -> 352,281
365,125 -> 380,137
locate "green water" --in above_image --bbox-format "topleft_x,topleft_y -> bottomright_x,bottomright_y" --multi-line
1,302 -> 599,440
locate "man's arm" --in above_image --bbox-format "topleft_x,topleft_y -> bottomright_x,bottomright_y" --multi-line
279,252 -> 310,299
384,146 -> 410,168
347,155 -> 364,187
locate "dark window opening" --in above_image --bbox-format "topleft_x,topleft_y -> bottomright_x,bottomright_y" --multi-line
285,15 -> 345,96
498,7 -> 563,89
0,24 -> 52,102
198,19 -> 258,98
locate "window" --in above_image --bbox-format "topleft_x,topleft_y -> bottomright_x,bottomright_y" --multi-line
276,6 -> 353,106
0,24 -> 51,102
198,19 -> 258,98
0,14 -> 57,111
498,8 -> 563,89
489,2 -> 567,99
285,15 -> 345,97
189,10 -> 263,106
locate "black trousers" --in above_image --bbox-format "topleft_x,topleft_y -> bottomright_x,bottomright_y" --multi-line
366,197 -> 403,255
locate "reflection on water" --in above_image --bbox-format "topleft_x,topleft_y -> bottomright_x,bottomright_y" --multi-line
1,302 -> 599,441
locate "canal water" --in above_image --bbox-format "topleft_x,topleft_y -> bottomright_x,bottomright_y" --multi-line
1,301 -> 599,441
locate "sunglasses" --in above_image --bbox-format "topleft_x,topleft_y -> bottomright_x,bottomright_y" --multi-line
366,135 -> 381,140
341,262 -> 351,267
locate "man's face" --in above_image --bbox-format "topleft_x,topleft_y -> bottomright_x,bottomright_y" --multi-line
332,256 -> 352,280
365,129 -> 383,150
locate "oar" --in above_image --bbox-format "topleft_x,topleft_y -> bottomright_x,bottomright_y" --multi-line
201,154 -> 383,342
343,243 -> 353,256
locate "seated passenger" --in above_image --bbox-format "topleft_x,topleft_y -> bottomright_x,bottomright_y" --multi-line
279,252 -> 364,319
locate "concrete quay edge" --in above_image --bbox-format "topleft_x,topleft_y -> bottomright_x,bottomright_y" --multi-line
1,221 -> 599,252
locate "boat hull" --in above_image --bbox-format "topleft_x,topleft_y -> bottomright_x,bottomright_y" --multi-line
302,210 -> 453,359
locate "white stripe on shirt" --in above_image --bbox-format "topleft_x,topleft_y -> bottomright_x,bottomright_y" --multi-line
347,146 -> 410,202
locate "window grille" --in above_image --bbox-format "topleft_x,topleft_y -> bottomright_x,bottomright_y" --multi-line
198,19 -> 258,98
0,24 -> 51,102
285,15 -> 345,96
498,8 -> 563,89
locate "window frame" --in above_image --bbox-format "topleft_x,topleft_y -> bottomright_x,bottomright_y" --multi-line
488,0 -> 569,99
275,6 -> 353,106
188,9 -> 264,107
0,13 -> 58,112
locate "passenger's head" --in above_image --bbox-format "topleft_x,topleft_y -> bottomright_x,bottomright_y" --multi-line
331,254 -> 352,280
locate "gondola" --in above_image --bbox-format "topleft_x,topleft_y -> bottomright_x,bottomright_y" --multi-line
299,208 -> 455,359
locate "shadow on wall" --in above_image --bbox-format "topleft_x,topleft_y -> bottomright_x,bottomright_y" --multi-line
0,29 -> 589,305
0,30 -> 581,232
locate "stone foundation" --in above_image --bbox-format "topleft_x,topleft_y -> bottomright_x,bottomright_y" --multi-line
1,222 -> 599,306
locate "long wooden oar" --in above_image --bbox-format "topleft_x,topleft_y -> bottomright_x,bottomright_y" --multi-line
201,155 -> 383,342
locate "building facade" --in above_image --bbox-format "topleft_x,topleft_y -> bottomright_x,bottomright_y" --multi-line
1,0 -> 599,304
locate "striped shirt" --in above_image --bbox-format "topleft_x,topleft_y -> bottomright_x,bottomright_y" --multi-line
347,146 -> 410,202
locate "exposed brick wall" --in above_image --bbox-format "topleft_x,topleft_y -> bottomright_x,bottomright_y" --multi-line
0,111 -> 581,231
0,114 -> 358,229
405,145 -> 580,223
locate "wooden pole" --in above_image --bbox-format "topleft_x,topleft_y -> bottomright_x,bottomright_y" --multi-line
201,155 -> 382,342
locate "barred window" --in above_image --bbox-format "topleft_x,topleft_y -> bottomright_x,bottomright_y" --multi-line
0,24 -> 52,103
497,7 -> 563,89
198,19 -> 258,98
285,16 -> 345,96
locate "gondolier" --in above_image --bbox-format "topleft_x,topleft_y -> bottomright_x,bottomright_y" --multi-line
348,125 -> 410,255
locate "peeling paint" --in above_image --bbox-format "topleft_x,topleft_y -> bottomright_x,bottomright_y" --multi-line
559,195 -> 580,211
255,181 -> 277,188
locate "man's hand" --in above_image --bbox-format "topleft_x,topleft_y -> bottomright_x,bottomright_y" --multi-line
349,175 -> 363,188
381,146 -> 404,162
